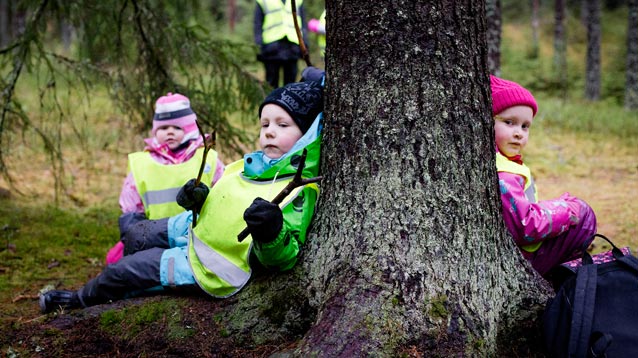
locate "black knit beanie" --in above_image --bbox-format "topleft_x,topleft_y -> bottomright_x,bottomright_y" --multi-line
258,81 -> 324,134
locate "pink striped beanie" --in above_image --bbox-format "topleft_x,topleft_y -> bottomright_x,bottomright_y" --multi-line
152,93 -> 199,143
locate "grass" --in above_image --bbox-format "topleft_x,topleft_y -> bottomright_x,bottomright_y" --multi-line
0,200 -> 119,325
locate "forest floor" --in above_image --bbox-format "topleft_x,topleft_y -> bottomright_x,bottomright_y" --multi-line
0,125 -> 636,357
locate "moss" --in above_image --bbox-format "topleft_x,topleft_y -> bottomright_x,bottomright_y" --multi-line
99,299 -> 187,340
99,309 -> 125,329
428,294 -> 449,320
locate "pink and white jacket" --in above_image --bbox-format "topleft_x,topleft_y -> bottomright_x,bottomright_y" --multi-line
119,136 -> 224,214
496,150 -> 581,252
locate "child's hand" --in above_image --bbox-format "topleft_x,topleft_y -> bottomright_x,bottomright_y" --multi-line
243,198 -> 283,244
176,179 -> 209,212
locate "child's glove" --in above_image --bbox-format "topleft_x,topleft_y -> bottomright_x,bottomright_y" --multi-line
176,179 -> 209,212
243,197 -> 283,244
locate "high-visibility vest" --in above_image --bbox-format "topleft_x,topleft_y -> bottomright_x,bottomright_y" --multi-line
128,147 -> 218,219
257,0 -> 303,45
189,159 -> 318,298
318,10 -> 326,57
495,151 -> 541,252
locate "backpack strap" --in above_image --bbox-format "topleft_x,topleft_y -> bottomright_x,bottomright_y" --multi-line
589,331 -> 613,357
617,254 -> 638,273
568,257 -> 598,357
595,233 -> 638,273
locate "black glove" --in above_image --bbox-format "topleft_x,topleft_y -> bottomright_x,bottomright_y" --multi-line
243,197 -> 283,244
176,179 -> 209,212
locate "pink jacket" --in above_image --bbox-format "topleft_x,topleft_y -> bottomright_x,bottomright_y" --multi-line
119,136 -> 224,214
497,153 -> 581,250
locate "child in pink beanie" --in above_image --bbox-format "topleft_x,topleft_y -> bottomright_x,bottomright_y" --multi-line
491,75 -> 597,281
105,93 -> 225,264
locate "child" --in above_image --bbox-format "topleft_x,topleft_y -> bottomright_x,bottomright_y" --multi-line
40,80 -> 324,312
105,93 -> 225,265
491,75 -> 597,279
308,10 -> 326,60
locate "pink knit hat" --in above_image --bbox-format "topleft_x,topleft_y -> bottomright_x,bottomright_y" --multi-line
152,93 -> 199,143
490,75 -> 538,117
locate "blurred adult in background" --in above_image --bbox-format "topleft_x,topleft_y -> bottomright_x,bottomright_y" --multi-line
254,0 -> 307,88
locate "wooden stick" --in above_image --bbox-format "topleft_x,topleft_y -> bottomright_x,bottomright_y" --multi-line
237,149 -> 322,242
291,0 -> 312,67
192,121 -> 216,228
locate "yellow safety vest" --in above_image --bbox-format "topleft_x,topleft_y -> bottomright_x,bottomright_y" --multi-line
257,0 -> 302,45
495,151 -> 540,252
318,10 -> 326,57
189,159 -> 318,298
128,148 -> 218,219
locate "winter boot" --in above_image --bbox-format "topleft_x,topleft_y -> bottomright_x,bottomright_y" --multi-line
39,290 -> 81,313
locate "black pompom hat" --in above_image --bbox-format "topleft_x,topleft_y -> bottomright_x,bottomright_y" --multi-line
258,81 -> 324,134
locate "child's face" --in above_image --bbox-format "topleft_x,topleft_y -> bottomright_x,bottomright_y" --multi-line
259,104 -> 303,159
155,125 -> 185,150
493,105 -> 534,157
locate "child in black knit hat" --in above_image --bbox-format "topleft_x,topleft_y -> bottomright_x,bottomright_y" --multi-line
40,81 -> 324,312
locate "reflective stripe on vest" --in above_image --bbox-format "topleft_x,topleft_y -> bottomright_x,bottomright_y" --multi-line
495,151 -> 541,252
257,0 -> 302,44
129,147 -> 218,219
188,159 -> 318,298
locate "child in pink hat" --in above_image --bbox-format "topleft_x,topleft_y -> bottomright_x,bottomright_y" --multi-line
491,75 -> 597,281
105,93 -> 225,264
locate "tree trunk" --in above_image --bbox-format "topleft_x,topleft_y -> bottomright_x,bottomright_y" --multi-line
0,0 -> 8,47
626,0 -> 638,109
531,0 -> 541,59
486,0 -> 502,76
227,0 -> 237,32
554,0 -> 569,99
585,0 -> 601,100
293,1 -> 551,356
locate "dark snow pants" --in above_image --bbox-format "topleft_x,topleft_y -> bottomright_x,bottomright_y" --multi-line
78,217 -> 199,307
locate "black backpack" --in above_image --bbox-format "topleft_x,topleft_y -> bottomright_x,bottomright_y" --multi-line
542,234 -> 638,357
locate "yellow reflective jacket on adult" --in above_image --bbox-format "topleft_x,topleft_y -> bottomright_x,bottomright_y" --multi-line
317,10 -> 326,57
256,0 -> 302,44
128,148 -> 218,219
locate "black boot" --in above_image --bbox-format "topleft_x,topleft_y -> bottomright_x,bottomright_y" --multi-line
39,290 -> 81,313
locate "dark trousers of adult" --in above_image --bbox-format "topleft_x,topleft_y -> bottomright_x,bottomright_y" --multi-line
77,218 -> 199,308
264,59 -> 298,89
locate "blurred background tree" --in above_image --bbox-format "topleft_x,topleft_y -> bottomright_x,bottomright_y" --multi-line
0,0 -> 634,204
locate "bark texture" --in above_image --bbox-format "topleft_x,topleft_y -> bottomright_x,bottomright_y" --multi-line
294,1 -> 550,356
585,0 -> 601,100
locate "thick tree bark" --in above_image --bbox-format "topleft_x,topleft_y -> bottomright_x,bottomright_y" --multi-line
486,0 -> 502,76
585,0 -> 601,100
626,0 -> 638,109
290,1 -> 550,356
554,0 -> 568,99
